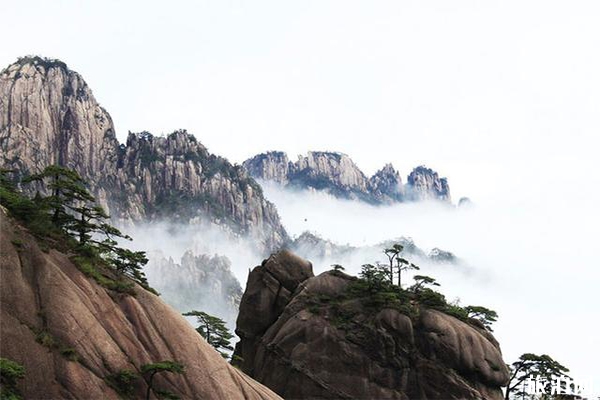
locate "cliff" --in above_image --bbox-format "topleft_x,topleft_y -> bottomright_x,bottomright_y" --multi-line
145,251 -> 242,326
0,207 -> 280,399
234,250 -> 508,399
0,56 -> 287,251
243,151 -> 450,204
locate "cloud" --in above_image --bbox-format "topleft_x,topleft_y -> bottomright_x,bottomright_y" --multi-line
259,181 -> 600,380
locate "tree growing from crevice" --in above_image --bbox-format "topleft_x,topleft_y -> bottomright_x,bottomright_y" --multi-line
141,361 -> 185,400
183,311 -> 234,358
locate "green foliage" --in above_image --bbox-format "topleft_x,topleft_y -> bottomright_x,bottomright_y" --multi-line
2,166 -> 155,295
183,311 -> 233,358
141,361 -> 185,400
0,358 -> 25,400
60,348 -> 79,362
464,305 -> 498,331
409,275 -> 440,293
415,288 -> 447,309
505,353 -> 570,399
106,369 -> 139,399
33,329 -> 80,362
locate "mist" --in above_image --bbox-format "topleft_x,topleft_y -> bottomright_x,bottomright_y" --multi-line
122,221 -> 266,329
258,180 -> 600,382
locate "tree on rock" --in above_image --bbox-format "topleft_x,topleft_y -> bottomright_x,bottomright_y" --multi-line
384,244 -> 404,285
395,257 -> 419,289
410,275 -> 440,293
504,353 -> 569,400
141,361 -> 185,400
465,305 -> 498,331
183,311 -> 233,358
24,165 -> 94,229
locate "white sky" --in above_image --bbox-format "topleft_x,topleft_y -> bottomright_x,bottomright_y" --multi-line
2,0 -> 599,382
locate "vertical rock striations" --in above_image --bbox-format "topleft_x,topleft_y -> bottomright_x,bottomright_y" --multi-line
0,56 -> 287,251
406,165 -> 451,202
234,251 -> 508,399
244,151 -> 451,204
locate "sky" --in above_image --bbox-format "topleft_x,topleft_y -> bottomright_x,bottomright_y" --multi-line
2,0 -> 599,387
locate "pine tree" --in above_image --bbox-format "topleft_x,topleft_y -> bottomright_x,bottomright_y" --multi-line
183,311 -> 234,358
141,361 -> 185,400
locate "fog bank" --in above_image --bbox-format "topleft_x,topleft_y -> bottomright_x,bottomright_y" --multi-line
260,180 -> 599,381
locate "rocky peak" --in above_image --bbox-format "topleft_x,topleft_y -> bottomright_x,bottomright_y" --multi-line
0,56 -> 119,183
234,251 -> 508,399
0,208 -> 280,400
294,151 -> 369,191
406,165 -> 451,202
244,151 -> 453,204
145,250 -> 242,326
368,163 -> 404,202
242,151 -> 291,184
0,57 -> 288,252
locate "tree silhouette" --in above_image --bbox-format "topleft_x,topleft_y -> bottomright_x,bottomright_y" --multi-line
331,264 -> 345,273
384,244 -> 403,285
141,361 -> 184,400
24,165 -> 94,229
183,311 -> 233,358
20,165 -> 151,290
395,257 -> 420,288
505,353 -> 569,400
464,305 -> 498,331
410,275 -> 440,293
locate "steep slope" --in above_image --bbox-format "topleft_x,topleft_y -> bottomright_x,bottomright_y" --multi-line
234,251 -> 508,399
0,56 -> 287,251
243,151 -> 450,204
0,208 -> 280,399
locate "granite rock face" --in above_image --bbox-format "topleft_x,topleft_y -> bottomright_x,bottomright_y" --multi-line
234,251 -> 508,399
244,151 -> 450,204
144,251 -> 243,325
0,209 -> 280,400
406,166 -> 451,202
0,57 -> 287,251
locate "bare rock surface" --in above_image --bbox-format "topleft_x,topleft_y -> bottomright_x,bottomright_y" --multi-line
0,209 -> 281,400
244,151 -> 451,204
234,251 -> 508,399
0,56 -> 287,252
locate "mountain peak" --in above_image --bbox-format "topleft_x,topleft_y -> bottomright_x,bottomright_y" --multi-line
2,55 -> 69,75
244,152 -> 451,204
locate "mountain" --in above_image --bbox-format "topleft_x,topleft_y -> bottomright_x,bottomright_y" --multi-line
145,251 -> 242,326
0,56 -> 287,251
243,151 -> 451,204
234,251 -> 508,399
290,231 -> 461,269
0,208 -> 279,399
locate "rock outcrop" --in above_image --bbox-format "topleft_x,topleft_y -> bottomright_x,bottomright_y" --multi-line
0,209 -> 280,400
145,251 -> 242,326
0,56 -> 287,251
244,151 -> 450,204
406,166 -> 451,202
290,232 -> 460,270
234,251 -> 508,399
